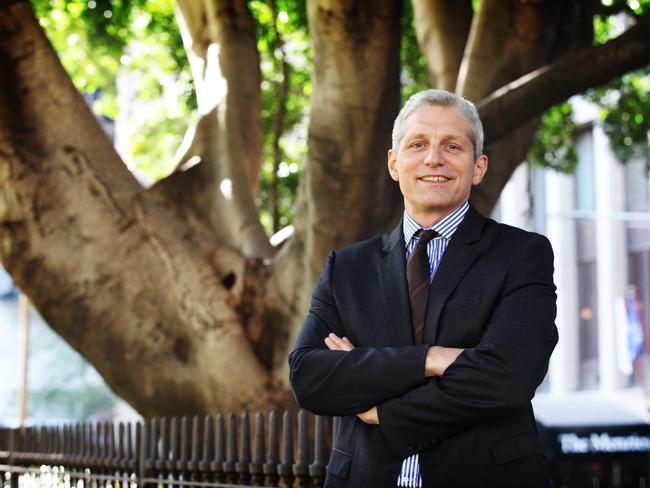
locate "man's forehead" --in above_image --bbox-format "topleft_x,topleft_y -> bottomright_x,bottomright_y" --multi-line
402,107 -> 472,142
402,130 -> 471,141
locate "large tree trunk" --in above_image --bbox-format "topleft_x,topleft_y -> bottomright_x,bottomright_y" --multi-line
412,0 -> 472,91
1,0 -> 650,416
0,0 -> 276,416
266,0 -> 404,389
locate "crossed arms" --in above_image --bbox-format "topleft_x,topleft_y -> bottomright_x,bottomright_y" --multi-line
324,333 -> 463,424
288,233 -> 558,455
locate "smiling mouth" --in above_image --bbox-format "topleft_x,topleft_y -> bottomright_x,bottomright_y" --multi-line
419,176 -> 451,182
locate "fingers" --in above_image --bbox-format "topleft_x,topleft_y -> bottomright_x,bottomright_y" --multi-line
324,333 -> 355,351
340,335 -> 355,349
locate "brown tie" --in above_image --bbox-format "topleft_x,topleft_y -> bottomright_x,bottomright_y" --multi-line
406,229 -> 438,344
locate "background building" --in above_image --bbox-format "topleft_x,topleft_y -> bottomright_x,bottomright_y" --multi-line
497,97 -> 650,486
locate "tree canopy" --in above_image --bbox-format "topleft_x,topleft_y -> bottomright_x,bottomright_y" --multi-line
35,0 -> 650,223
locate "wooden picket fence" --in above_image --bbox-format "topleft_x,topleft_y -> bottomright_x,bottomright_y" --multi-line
0,410 -> 337,487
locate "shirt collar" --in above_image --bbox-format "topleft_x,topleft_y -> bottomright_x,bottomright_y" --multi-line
403,201 -> 470,245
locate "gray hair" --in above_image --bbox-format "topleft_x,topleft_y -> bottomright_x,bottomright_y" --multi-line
391,89 -> 484,159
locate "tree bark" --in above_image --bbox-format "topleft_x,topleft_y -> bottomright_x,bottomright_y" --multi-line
0,0 -> 278,416
478,12 -> 650,145
261,0 -> 405,391
458,0 -> 592,215
411,0 -> 472,91
272,0 -> 403,303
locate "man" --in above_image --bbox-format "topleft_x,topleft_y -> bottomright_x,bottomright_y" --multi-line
288,89 -> 558,487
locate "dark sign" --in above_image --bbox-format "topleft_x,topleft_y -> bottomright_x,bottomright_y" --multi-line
538,423 -> 650,461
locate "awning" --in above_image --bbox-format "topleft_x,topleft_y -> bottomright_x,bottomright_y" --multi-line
533,391 -> 650,461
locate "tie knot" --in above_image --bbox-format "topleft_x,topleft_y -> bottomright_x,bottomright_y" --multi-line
414,229 -> 438,248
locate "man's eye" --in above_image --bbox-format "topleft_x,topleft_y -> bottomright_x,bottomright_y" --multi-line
447,143 -> 461,151
411,142 -> 425,149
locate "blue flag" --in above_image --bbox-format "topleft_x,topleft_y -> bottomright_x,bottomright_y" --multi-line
626,287 -> 645,364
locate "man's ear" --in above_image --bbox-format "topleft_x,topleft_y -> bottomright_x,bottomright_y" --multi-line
387,149 -> 399,182
472,154 -> 488,185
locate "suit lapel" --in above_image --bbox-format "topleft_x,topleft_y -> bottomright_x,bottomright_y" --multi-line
378,223 -> 414,346
423,206 -> 486,344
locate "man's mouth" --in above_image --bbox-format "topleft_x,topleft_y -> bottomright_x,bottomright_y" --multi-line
419,176 -> 451,182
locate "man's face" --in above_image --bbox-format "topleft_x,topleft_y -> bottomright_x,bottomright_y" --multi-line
387,105 -> 488,227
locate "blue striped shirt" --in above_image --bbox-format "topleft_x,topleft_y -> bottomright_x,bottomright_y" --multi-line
397,201 -> 469,488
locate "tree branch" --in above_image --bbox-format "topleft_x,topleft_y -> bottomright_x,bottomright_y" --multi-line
154,0 -> 273,259
412,0 -> 472,91
479,13 -> 650,145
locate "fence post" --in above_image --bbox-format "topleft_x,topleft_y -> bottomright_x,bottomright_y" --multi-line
168,416 -> 180,476
74,423 -> 82,467
236,412 -> 252,485
310,416 -> 327,487
212,414 -> 226,482
264,411 -> 280,487
250,412 -> 265,486
199,415 -> 213,481
156,417 -> 169,487
294,410 -> 310,487
278,410 -> 294,487
8,428 -> 17,488
137,421 -> 146,487
188,415 -> 201,480
94,421 -> 102,472
175,416 -> 189,478
223,413 -> 237,484
106,421 -> 116,474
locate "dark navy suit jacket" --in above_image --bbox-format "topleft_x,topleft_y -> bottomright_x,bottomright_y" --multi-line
289,206 -> 558,487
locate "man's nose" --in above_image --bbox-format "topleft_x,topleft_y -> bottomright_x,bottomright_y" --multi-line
424,146 -> 442,166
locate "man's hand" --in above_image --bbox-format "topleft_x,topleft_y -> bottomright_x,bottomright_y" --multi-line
357,406 -> 379,424
324,333 -> 355,351
324,333 -> 379,424
425,346 -> 464,377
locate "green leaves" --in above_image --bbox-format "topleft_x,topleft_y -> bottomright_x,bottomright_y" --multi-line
588,68 -> 650,167
528,102 -> 577,174
251,0 -> 310,233
400,0 -> 430,101
32,0 -> 193,182
529,2 -> 650,173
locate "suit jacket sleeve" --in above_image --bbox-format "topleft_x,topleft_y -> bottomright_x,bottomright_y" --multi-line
377,233 -> 558,456
289,252 -> 430,416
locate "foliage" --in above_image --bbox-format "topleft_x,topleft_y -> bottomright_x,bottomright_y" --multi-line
31,0 -> 195,183
400,1 -> 431,102
528,1 -> 650,173
251,0 -> 310,234
528,103 -> 578,173
29,0 -> 650,214
32,0 -> 444,234
587,68 -> 650,168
